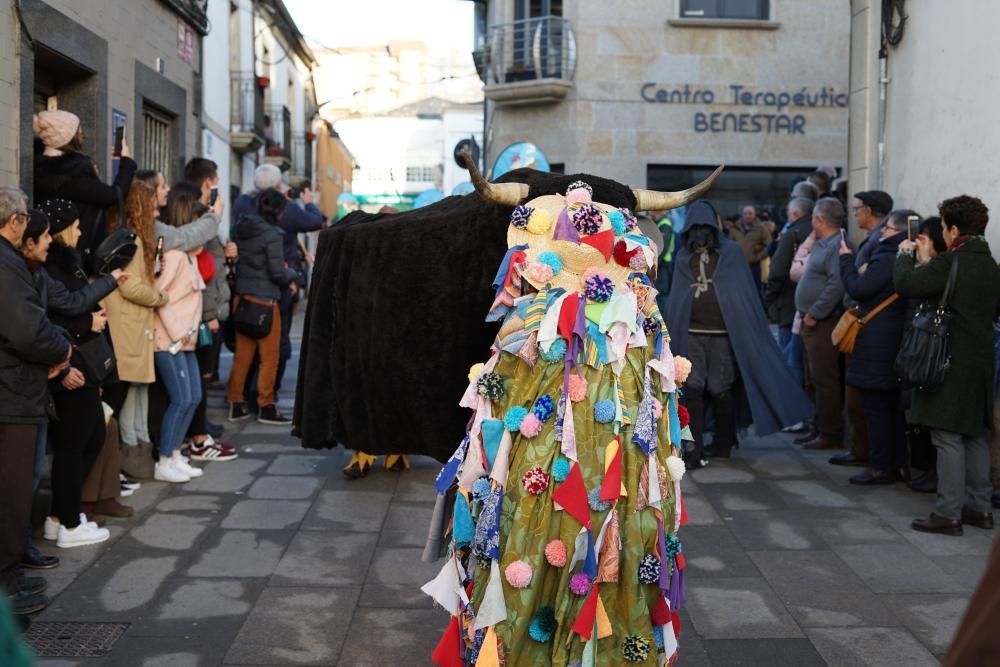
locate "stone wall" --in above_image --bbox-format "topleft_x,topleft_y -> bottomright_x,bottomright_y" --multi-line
0,6 -> 20,188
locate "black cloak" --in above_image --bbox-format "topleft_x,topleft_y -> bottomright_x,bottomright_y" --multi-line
294,169 -> 637,461
665,209 -> 814,436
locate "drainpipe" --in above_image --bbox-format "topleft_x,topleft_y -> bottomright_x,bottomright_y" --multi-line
876,45 -> 888,190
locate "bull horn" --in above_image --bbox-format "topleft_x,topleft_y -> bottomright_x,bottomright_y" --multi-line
461,149 -> 530,207
632,165 -> 725,211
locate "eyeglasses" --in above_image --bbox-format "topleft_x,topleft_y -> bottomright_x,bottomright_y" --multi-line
14,212 -> 28,224
883,225 -> 901,233
851,205 -> 868,212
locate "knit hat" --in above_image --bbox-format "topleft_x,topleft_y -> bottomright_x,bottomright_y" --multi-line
36,199 -> 79,235
854,190 -> 894,217
32,110 -> 81,150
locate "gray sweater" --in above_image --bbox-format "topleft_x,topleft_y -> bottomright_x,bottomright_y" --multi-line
155,211 -> 220,253
795,233 -> 844,320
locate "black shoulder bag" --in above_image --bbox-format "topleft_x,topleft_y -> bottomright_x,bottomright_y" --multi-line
894,255 -> 959,390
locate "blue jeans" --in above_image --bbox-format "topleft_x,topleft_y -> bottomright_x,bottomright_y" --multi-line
154,351 -> 201,457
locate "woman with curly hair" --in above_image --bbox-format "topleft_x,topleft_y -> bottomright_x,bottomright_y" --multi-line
104,180 -> 168,479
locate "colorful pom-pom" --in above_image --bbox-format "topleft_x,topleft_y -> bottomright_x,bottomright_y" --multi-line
526,261 -> 554,284
638,554 -> 661,584
526,209 -> 553,235
642,316 -> 659,335
629,252 -> 648,270
472,477 -> 492,503
609,210 -> 626,236
467,362 -> 485,383
622,635 -> 651,662
620,208 -> 639,232
584,273 -> 615,303
544,539 -> 567,567
653,625 -> 664,650
572,204 -> 603,236
677,404 -> 690,429
540,337 -> 567,362
510,204 -> 534,229
521,467 -> 550,495
537,250 -> 563,275
477,372 -> 505,401
504,406 -> 529,432
505,560 -> 533,588
594,399 -> 615,423
588,487 -> 610,512
666,455 -> 686,482
567,180 -> 593,198
551,457 -> 571,482
664,533 -> 683,559
674,356 -> 692,385
567,375 -> 588,402
569,572 -> 592,596
529,606 -> 557,642
520,412 -> 543,438
532,395 -> 555,422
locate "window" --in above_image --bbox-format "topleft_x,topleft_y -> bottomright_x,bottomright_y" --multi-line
680,0 -> 769,20
405,166 -> 436,182
142,106 -> 174,181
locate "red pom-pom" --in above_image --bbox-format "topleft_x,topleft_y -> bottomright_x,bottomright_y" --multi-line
521,467 -> 550,495
677,405 -> 690,429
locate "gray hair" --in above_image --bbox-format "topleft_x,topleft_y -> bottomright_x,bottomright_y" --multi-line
888,208 -> 921,238
788,197 -> 814,221
814,198 -> 845,228
253,164 -> 283,191
0,187 -> 28,228
791,181 -> 818,201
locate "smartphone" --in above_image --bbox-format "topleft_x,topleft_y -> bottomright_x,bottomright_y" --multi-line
906,215 -> 919,242
113,125 -> 126,157
209,185 -> 219,206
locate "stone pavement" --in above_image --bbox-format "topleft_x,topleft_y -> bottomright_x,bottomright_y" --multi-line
26,335 -> 994,666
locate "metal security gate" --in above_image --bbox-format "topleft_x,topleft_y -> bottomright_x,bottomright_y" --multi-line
142,106 -> 173,181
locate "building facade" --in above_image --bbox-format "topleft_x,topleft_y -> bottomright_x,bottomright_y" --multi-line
848,0 -> 1000,250
477,0 -> 850,218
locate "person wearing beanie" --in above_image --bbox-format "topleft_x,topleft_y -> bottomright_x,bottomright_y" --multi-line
33,110 -> 137,275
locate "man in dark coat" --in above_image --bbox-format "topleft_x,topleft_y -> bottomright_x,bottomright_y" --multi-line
766,196 -> 814,347
666,200 -> 813,466
0,188 -> 72,615
896,195 -> 1000,536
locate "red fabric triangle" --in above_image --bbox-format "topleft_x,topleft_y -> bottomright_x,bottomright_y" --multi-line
599,442 -> 622,502
613,240 -> 638,267
431,615 -> 464,667
676,552 -> 686,570
557,293 -> 580,344
679,495 -> 689,526
552,462 -> 591,529
571,584 -> 601,640
504,250 -> 526,289
651,594 -> 671,625
670,610 -> 682,638
581,229 -> 615,261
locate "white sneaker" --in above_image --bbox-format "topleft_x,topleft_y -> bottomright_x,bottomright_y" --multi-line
56,522 -> 110,548
44,515 -> 98,540
172,450 -> 203,478
154,457 -> 191,483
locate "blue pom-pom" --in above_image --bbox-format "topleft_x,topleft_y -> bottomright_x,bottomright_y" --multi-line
609,210 -> 626,236
588,487 -> 610,512
653,626 -> 664,650
528,606 -> 557,642
510,204 -> 534,229
533,394 -> 555,422
552,457 -> 571,482
472,477 -> 492,503
537,251 -> 563,275
540,337 -> 567,362
594,399 -> 615,423
638,553 -> 660,584
504,406 -> 529,432
664,533 -> 683,559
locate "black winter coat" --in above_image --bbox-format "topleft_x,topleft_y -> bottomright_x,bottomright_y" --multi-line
765,217 -> 812,327
233,214 -> 297,301
33,152 -> 137,273
0,237 -> 71,424
840,234 -> 907,391
45,243 -> 115,388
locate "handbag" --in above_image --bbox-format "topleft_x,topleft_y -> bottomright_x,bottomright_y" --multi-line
831,293 -> 900,354
232,295 -> 274,339
76,332 -> 116,385
894,255 -> 959,390
94,228 -> 137,275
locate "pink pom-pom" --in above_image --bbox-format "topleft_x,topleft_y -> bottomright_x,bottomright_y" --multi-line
629,252 -> 648,270
569,572 -> 592,596
567,375 -> 588,403
674,356 -> 692,386
526,261 -> 554,284
505,560 -> 533,588
544,540 -> 567,567
520,412 -> 543,438
652,397 -> 663,419
521,467 -> 550,495
565,188 -> 592,205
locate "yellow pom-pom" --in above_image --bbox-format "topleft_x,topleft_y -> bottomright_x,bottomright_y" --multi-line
468,363 -> 485,383
526,209 -> 553,235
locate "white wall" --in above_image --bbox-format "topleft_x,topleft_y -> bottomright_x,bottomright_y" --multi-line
337,116 -> 444,195
202,0 -> 232,133
442,108 -> 483,194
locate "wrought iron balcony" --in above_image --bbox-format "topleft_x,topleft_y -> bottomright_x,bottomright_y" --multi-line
291,131 -> 313,182
230,73 -> 266,153
479,16 -> 576,106
160,0 -> 209,35
264,105 -> 293,171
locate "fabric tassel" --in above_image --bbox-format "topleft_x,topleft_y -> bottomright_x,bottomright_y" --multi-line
660,622 -> 679,663
554,393 -> 567,442
595,593 -> 613,639
431,615 -> 464,667
481,419 -> 504,472
435,436 -> 468,495
458,432 -> 487,491
595,509 -> 621,583
632,371 -> 658,454
421,554 -> 469,616
599,440 -> 623,502
582,530 -> 598,580
569,525 -> 589,572
552,462 -> 591,529
667,558 -> 686,611
668,393 -> 682,450
489,430 -> 514,488
648,456 -> 662,509
474,560 -> 508,630
678,488 -> 689,528
571,584 -> 601,640
515,329 -> 539,367
475,626 -> 501,667
657,520 -> 670,592
561,395 -> 578,461
453,492 -> 474,547
474,486 -> 503,560
553,207 -> 581,243
636,462 -> 650,512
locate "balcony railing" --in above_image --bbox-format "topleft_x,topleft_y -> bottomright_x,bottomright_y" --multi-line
265,105 -> 292,159
230,72 -> 266,153
292,131 -> 313,181
479,16 -> 576,106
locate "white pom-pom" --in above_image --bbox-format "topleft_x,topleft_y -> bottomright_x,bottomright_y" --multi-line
665,455 -> 686,482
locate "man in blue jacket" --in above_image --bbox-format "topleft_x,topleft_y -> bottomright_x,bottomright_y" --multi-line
0,188 -> 72,616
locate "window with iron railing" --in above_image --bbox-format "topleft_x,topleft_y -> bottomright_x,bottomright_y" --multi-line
680,0 -> 770,20
231,72 -> 266,138
405,166 -> 436,182
265,105 -> 292,158
142,106 -> 174,182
